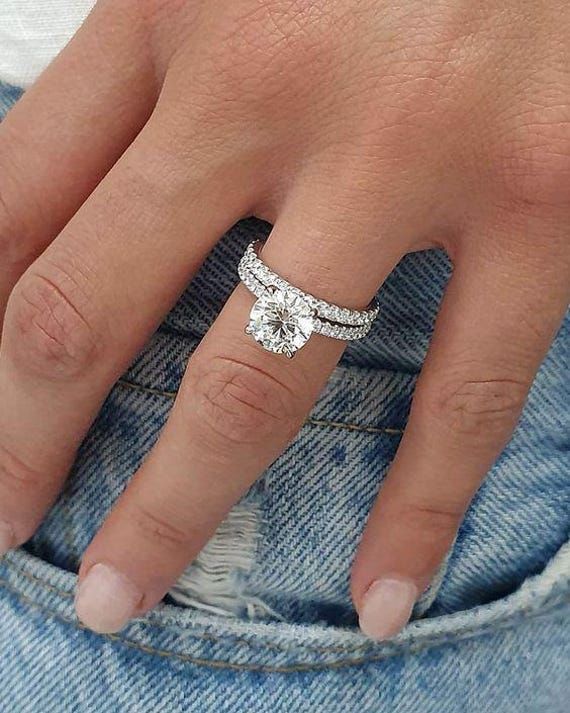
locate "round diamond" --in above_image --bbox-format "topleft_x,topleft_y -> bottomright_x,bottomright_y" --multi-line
247,288 -> 314,356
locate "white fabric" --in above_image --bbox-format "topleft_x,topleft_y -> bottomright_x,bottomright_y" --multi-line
0,0 -> 96,88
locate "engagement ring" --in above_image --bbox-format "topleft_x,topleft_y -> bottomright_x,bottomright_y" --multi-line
238,241 -> 379,357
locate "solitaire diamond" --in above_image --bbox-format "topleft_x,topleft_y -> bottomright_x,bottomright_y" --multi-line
246,288 -> 314,357
238,240 -> 379,356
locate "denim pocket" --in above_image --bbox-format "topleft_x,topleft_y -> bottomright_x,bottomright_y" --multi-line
24,361 -> 419,626
0,540 -> 568,712
21,315 -> 570,630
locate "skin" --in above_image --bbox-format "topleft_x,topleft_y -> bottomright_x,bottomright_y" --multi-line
0,0 -> 568,636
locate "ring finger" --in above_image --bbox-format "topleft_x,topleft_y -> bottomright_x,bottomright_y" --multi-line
73,183 -> 414,633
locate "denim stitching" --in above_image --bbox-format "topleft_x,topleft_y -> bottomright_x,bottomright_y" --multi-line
305,418 -> 402,436
0,577 -> 567,673
2,557 -> 569,665
1,559 -> 369,655
116,379 -> 404,436
3,558 -> 73,598
0,578 -> 393,672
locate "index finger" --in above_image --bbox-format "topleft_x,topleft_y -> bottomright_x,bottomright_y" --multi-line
0,0 -> 157,318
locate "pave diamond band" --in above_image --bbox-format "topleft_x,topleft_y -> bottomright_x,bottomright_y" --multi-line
238,241 -> 379,357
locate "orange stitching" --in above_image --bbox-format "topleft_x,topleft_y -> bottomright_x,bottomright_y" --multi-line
305,418 -> 402,436
3,559 -> 74,599
1,558 -> 371,655
117,378 -> 177,399
116,379 -> 404,436
0,576 -> 567,674
0,578 -> 379,673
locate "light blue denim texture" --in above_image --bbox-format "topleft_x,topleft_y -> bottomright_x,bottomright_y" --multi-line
0,79 -> 569,712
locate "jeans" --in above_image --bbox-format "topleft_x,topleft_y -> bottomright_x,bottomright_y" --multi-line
0,80 -> 569,712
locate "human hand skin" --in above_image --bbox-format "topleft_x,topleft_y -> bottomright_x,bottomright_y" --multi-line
0,0 -> 569,639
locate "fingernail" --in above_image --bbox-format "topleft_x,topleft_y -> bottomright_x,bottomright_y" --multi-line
75,563 -> 142,634
359,577 -> 418,641
0,520 -> 14,557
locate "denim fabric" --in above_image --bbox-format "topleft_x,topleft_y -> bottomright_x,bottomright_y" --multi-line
0,79 -> 569,712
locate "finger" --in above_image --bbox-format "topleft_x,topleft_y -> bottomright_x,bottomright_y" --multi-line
74,190 -> 410,634
0,0 -> 158,319
351,224 -> 570,640
0,110 -> 248,557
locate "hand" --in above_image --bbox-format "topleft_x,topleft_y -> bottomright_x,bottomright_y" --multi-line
0,0 -> 568,639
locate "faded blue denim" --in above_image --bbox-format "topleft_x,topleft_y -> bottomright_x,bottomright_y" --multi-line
0,80 -> 569,712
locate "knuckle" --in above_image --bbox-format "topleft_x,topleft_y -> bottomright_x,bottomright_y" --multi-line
130,502 -> 191,551
191,355 -> 302,446
419,374 -> 528,443
386,499 -> 464,575
201,1 -> 341,105
397,500 -> 463,540
494,113 -> 570,210
5,267 -> 101,380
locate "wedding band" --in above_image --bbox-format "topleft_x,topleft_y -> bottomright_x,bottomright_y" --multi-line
238,241 -> 379,357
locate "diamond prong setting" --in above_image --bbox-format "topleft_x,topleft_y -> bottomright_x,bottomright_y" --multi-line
246,287 -> 314,357
238,240 -> 379,357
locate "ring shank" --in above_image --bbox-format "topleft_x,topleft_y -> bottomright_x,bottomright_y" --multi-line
238,241 -> 378,343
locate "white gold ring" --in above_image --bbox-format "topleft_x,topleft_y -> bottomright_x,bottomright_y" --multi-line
238,241 -> 379,358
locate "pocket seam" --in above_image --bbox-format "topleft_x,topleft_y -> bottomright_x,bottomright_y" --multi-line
1,576 -> 568,674
116,379 -> 405,436
0,558 -> 369,655
2,549 -> 569,670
